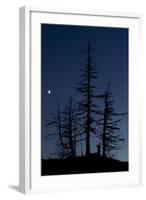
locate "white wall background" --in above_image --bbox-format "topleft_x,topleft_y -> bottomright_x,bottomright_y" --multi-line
0,0 -> 145,199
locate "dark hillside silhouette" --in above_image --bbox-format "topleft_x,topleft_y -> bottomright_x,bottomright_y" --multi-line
42,156 -> 128,175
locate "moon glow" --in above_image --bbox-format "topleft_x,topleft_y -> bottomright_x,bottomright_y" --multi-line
48,90 -> 51,94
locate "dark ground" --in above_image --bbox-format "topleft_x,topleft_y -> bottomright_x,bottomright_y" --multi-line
41,155 -> 128,176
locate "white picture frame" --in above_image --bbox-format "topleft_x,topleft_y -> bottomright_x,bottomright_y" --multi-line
19,6 -> 142,194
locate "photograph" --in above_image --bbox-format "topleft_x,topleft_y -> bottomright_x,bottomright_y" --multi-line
41,23 -> 129,176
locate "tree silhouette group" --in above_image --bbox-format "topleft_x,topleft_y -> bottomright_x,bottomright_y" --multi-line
45,42 -> 127,161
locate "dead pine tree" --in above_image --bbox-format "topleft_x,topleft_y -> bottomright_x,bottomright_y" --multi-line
46,99 -> 78,158
61,97 -> 77,157
99,84 -> 126,159
45,102 -> 69,158
77,42 -> 98,156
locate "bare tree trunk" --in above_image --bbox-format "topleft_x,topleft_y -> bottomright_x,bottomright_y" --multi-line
77,42 -> 98,156
102,93 -> 107,158
99,84 -> 125,158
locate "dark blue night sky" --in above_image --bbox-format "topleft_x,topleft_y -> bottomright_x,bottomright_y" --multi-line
41,24 -> 128,161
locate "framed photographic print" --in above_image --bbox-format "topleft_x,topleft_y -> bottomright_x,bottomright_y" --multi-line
19,7 -> 142,193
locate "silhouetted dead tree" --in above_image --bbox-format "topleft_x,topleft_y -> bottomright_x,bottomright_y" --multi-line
98,84 -> 126,158
46,99 -> 78,158
61,97 -> 77,157
77,42 -> 98,156
45,102 -> 70,158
